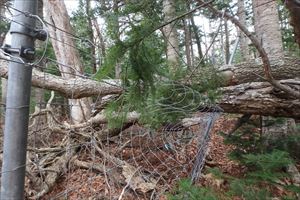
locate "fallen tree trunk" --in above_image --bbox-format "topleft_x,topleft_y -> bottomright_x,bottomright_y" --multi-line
219,57 -> 300,85
0,58 -> 299,118
220,81 -> 300,118
0,60 -> 122,98
1,57 -> 299,97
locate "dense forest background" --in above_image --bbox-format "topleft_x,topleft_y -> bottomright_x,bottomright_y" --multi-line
0,0 -> 300,199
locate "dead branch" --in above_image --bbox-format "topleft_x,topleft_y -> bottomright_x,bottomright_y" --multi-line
73,158 -> 105,173
93,142 -> 157,193
29,140 -> 78,199
27,147 -> 64,153
63,111 -> 139,129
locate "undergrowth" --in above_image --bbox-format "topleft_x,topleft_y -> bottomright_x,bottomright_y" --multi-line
168,117 -> 300,200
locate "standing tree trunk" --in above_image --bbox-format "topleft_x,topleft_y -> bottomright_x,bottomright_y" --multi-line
253,0 -> 284,58
224,19 -> 230,64
209,20 -> 216,65
183,18 -> 192,68
113,0 -> 121,78
92,19 -> 106,70
252,0 -> 295,137
190,13 -> 204,64
163,0 -> 180,73
237,0 -> 251,61
85,0 -> 97,74
43,0 -> 91,124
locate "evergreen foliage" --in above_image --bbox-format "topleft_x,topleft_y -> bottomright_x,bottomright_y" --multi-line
168,179 -> 217,200
228,150 -> 299,199
214,125 -> 300,199
90,0 -> 221,129
208,150 -> 299,199
278,0 -> 300,55
0,20 -> 8,37
170,116 -> 300,200
70,0 -> 96,74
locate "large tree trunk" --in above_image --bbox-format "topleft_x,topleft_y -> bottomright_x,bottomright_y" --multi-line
43,0 -> 91,123
0,63 -> 123,98
252,0 -> 296,136
85,0 -> 97,74
220,57 -> 300,85
1,58 -> 299,118
253,0 -> 283,58
220,81 -> 300,118
163,0 -> 180,72
2,57 -> 299,97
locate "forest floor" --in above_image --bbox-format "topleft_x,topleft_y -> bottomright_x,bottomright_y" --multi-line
10,114 -> 298,200
39,115 -> 300,200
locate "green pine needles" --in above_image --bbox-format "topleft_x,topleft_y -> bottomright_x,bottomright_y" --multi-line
91,0 -> 222,129
168,179 -> 217,200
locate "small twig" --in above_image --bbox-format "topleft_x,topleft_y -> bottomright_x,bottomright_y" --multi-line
27,147 -> 64,153
73,159 -> 104,173
103,158 -> 112,199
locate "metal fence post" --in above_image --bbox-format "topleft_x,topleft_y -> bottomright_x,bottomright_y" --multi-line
0,0 -> 37,199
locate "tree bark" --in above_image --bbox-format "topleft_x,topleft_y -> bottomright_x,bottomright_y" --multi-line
163,0 -> 180,72
43,0 -> 91,123
219,81 -> 300,118
237,0 -> 251,61
2,56 -> 299,95
85,0 -> 97,73
92,19 -> 106,69
224,19 -> 230,64
190,12 -> 204,63
0,60 -> 122,98
220,57 -> 300,86
1,58 -> 299,118
252,0 -> 294,135
183,18 -> 192,68
253,0 -> 284,58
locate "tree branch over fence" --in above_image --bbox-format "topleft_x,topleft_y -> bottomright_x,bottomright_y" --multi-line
0,58 -> 299,118
0,60 -> 123,98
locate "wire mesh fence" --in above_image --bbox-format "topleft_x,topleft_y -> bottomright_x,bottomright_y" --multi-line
0,2 -> 225,199
23,103 -> 221,199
